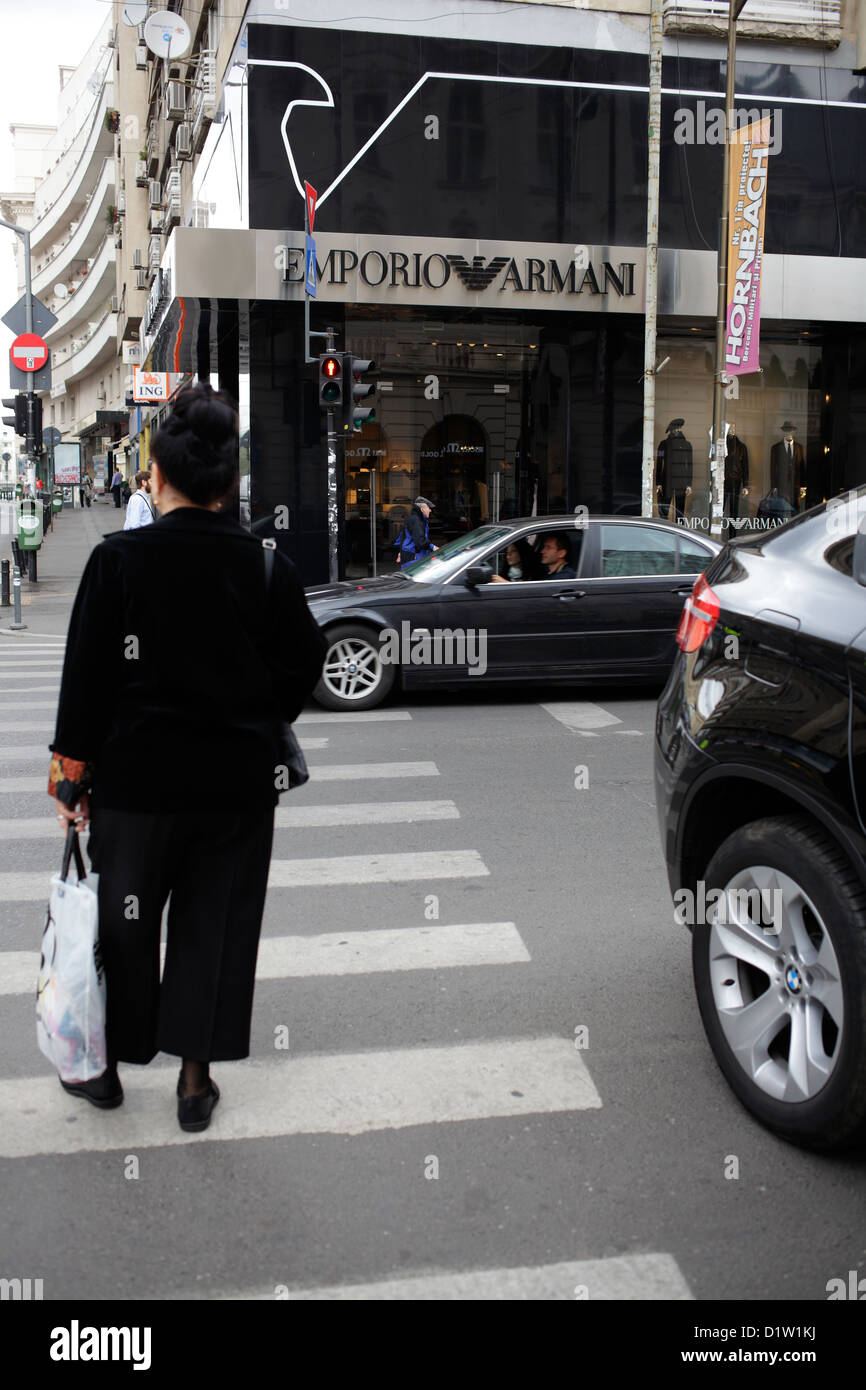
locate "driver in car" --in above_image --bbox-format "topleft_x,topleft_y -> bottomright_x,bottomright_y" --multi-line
538,532 -> 576,579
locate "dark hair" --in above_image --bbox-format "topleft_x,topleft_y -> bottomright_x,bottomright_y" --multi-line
506,536 -> 543,579
149,382 -> 238,506
544,531 -> 571,556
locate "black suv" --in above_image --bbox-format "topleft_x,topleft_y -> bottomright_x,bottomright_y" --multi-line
655,488 -> 866,1151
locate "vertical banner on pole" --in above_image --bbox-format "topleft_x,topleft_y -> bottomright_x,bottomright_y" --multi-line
725,115 -> 770,378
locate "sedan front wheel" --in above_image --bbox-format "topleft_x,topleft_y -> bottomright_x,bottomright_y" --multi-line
313,623 -> 396,711
692,815 -> 866,1152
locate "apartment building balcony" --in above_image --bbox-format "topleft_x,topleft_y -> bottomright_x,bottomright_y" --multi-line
44,235 -> 116,341
663,0 -> 842,44
50,310 -> 119,392
32,159 -> 115,300
30,82 -> 115,254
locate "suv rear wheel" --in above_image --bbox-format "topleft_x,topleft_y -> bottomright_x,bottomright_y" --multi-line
693,815 -> 866,1151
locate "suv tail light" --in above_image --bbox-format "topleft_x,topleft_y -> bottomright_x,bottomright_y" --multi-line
676,573 -> 720,653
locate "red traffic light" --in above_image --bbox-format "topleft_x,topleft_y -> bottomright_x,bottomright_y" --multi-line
322,356 -> 341,379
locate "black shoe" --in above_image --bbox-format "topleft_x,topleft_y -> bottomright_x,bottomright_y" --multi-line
177,1074 -> 220,1132
60,1065 -> 123,1109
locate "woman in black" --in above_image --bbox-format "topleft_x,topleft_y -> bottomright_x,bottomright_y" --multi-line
48,384 -> 326,1132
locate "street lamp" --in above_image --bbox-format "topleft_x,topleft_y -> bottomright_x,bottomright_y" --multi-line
710,0 -> 750,540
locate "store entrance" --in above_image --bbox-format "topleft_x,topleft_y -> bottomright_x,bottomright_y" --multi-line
342,309 -> 552,577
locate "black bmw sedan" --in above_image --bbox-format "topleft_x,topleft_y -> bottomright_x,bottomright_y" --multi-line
656,487 -> 866,1152
304,514 -> 720,710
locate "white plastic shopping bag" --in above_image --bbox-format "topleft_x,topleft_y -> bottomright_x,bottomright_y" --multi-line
36,824 -> 106,1082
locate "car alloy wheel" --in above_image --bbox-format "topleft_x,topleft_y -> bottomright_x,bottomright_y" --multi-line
313,623 -> 396,711
705,866 -> 842,1103
692,815 -> 866,1151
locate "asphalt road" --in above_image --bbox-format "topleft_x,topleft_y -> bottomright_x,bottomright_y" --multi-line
1,600 -> 864,1302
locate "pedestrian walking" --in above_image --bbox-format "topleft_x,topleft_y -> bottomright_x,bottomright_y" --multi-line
123,470 -> 155,529
83,474 -> 93,509
396,495 -> 437,566
110,465 -> 123,508
47,383 -> 326,1131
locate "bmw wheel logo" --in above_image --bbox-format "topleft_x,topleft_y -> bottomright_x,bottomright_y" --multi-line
785,965 -> 803,994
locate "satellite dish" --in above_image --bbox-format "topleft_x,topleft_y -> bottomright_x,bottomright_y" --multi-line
121,2 -> 148,24
143,10 -> 192,59
54,283 -> 69,300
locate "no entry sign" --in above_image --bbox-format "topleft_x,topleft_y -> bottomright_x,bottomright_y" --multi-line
10,333 -> 48,372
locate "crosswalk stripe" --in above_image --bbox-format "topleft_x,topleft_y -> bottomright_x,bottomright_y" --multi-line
0,762 -> 440,794
0,1037 -> 601,1156
0,922 -> 528,995
274,799 -> 457,828
0,687 -> 60,696
267,850 -> 488,888
541,701 -> 623,733
0,849 -> 486,900
0,800 -> 459,840
218,1254 -> 693,1301
0,736 -> 328,757
295,710 -> 412,724
0,701 -> 59,711
310,761 -> 438,781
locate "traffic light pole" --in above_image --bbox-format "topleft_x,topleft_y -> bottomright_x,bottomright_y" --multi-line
0,215 -> 40,489
325,328 -> 340,584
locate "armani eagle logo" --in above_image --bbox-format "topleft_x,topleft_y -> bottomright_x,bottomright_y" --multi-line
446,255 -> 510,290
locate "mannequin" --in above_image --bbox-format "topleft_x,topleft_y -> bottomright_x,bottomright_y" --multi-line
770,422 -> 805,506
656,418 -> 693,521
725,422 -> 749,518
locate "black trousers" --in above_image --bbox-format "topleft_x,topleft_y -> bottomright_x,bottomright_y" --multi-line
87,804 -> 275,1065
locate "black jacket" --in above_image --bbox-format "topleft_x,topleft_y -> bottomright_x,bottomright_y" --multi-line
51,507 -> 326,812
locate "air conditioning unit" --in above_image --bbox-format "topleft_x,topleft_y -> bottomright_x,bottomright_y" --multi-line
135,42 -> 148,71
135,160 -> 148,188
109,296 -> 119,313
132,249 -> 143,269
148,180 -> 161,208
166,82 -> 186,120
175,123 -> 192,160
136,268 -> 148,291
149,208 -> 164,233
96,388 -> 106,403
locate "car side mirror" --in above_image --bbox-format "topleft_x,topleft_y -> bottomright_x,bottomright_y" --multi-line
464,563 -> 494,587
854,520 -> 866,587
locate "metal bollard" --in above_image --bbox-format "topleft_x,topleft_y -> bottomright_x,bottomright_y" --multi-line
9,565 -> 26,630
1,558 -> 9,607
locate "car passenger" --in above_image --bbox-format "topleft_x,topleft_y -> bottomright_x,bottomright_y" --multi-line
490,538 -> 542,584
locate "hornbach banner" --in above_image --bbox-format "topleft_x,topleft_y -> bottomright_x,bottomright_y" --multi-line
725,115 -> 770,376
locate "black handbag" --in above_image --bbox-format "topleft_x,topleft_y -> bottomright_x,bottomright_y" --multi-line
262,540 -> 309,789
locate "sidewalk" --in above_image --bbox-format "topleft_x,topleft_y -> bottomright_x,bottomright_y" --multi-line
0,497 -> 126,639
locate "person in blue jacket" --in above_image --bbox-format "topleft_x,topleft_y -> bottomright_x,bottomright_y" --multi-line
396,496 -> 437,566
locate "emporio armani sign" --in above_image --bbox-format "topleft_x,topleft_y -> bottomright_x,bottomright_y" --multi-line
279,240 -> 638,302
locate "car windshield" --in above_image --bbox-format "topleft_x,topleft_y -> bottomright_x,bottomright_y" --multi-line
401,524 -> 513,582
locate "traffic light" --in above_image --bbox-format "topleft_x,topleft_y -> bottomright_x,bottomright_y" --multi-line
25,394 -> 42,457
318,353 -> 343,410
1,395 -> 27,436
343,356 -> 376,434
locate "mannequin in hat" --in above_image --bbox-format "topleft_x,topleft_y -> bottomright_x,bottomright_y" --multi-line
770,423 -> 805,505
656,418 -> 693,521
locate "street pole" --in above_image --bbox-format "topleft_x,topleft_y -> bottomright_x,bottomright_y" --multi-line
710,1 -> 749,540
325,327 -> 339,584
0,215 -> 40,503
641,0 -> 664,518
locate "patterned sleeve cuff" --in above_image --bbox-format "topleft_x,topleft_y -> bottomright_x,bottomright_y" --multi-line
48,755 -> 95,806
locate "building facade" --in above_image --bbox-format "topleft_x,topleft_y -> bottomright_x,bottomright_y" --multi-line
130,1 -> 865,579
